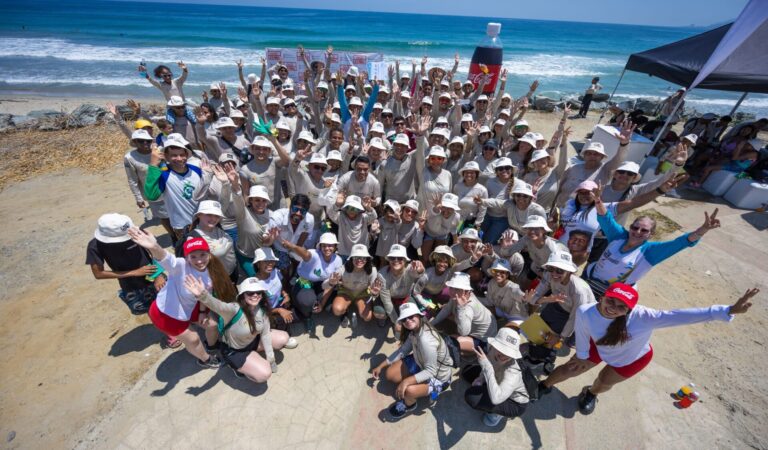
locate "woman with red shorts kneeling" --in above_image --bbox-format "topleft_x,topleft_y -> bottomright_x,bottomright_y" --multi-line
538,282 -> 758,415
128,228 -> 236,368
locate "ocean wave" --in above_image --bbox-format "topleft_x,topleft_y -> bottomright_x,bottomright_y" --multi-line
0,76 -> 237,88
0,38 -> 264,67
408,41 -> 436,46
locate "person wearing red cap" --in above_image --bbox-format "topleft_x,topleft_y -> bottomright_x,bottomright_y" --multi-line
538,283 -> 759,415
127,228 -> 237,368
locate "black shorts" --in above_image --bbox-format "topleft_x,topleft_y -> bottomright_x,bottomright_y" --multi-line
219,336 -> 261,370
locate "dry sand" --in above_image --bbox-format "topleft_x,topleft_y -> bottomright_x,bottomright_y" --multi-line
0,95 -> 766,449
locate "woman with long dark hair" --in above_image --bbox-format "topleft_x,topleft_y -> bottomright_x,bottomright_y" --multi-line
371,303 -> 454,420
538,283 -> 759,415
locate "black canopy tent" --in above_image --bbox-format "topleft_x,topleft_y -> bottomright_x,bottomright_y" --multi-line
625,23 -> 768,94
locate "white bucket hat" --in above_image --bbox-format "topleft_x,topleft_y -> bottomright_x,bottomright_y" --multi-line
499,108 -> 512,117
397,302 -> 424,322
298,130 -> 316,144
326,150 -> 343,162
370,137 -> 386,150
370,122 -> 385,134
393,134 -> 410,147
583,142 -> 606,156
543,250 -> 578,273
266,97 -> 281,106
494,157 -> 514,169
94,213 -> 133,243
276,119 -> 291,131
430,244 -> 455,260
253,247 -> 279,264
401,91 -> 411,99
401,199 -> 419,212
427,146 -> 447,158
229,109 -> 245,119
349,97 -> 363,107
317,80 -> 329,90
372,102 -> 383,110
476,95 -> 489,102
487,328 -> 523,359
167,96 -> 185,107
511,182 -> 534,197
459,161 -> 481,175
331,113 -> 342,124
347,66 -> 360,77
317,232 -> 338,247
251,135 -> 272,148
421,97 -> 433,106
196,200 -> 224,217
449,136 -> 465,147
494,119 -> 507,127
247,185 -> 271,202
383,199 -> 402,215
522,215 -> 552,232
308,153 -> 328,166
478,125 -> 492,134
514,119 -> 529,128
461,113 -> 473,122
682,134 -> 698,145
209,82 -> 221,90
386,244 -> 410,260
343,195 -> 364,211
446,272 -> 472,291
382,107 -> 393,115
459,227 -> 481,241
218,152 -> 238,165
490,258 -> 512,273
616,161 -> 640,174
237,277 -> 268,296
530,149 -> 550,163
349,243 -> 371,259
131,129 -> 152,141
436,117 -> 449,126
163,133 -> 190,150
214,117 -> 236,129
518,133 -> 538,147
282,83 -> 294,92
441,193 -> 460,211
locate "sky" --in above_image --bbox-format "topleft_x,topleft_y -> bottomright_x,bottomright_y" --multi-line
121,0 -> 750,27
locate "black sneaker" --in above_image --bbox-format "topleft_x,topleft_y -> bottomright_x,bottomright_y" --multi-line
197,354 -> 223,369
340,315 -> 350,328
538,380 -> 552,397
578,386 -> 598,415
388,400 -> 417,420
230,366 -> 245,379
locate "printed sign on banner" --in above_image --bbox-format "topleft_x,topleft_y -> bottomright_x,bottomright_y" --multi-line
367,61 -> 389,81
265,48 -> 384,92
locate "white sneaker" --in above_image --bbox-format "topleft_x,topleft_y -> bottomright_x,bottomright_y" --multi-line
284,337 -> 299,349
482,413 -> 504,427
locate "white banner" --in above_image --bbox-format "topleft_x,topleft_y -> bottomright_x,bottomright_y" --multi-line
265,47 -> 384,92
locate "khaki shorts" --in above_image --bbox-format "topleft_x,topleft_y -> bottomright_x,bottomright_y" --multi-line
337,286 -> 369,301
148,200 -> 169,219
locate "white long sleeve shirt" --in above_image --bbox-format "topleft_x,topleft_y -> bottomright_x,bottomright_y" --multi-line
575,303 -> 733,367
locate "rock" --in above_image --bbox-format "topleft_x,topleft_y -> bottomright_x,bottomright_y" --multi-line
28,109 -> 65,120
37,119 -> 65,132
116,105 -> 136,120
533,96 -> 560,112
11,115 -> 39,129
0,114 -> 13,133
66,104 -> 108,128
593,93 -> 610,102
634,98 -> 661,114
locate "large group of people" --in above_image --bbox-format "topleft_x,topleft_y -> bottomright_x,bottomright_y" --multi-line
87,47 -> 759,427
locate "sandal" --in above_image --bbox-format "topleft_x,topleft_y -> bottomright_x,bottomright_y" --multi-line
166,336 -> 182,349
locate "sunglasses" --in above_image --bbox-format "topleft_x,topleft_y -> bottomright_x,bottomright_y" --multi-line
394,122 -> 406,126
243,291 -> 263,296
351,257 -> 368,262
161,73 -> 173,77
513,193 -> 530,198
388,257 -> 406,262
290,205 -> 308,215
615,170 -> 635,176
630,224 -> 652,234
483,147 -> 497,152
382,114 -> 393,118
172,106 -> 186,110
310,165 -> 326,170
546,267 -> 566,274
135,140 -> 152,145
402,315 -> 419,322
496,167 -> 512,172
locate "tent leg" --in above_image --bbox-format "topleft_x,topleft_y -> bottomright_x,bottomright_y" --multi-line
597,67 -> 626,125
647,91 -> 688,157
728,92 -> 748,116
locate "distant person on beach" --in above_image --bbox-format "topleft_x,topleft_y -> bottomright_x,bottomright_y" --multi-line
656,88 -> 686,125
139,61 -> 189,103
577,77 -> 602,118
537,284 -> 758,415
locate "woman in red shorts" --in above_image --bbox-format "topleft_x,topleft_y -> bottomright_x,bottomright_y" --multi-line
128,227 -> 236,368
538,282 -> 759,415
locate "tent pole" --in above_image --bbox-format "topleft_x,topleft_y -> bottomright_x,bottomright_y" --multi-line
728,92 -> 748,116
647,91 -> 689,157
597,67 -> 626,124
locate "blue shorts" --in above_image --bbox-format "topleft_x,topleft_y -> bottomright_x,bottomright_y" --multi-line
424,232 -> 449,242
472,337 -> 488,352
403,354 -> 422,375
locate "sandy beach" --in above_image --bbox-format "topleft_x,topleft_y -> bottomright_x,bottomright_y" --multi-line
0,93 -> 766,449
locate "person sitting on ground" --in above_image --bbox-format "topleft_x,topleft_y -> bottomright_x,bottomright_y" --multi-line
251,248 -> 298,350
282,232 -> 343,337
538,283 -> 758,415
504,215 -> 566,290
375,245 -> 425,328
328,244 -> 382,328
692,139 -> 762,187
371,303 -> 454,420
326,193 -> 378,259
127,229 -> 236,369
431,272 -> 498,353
185,276 -> 289,382
480,259 -> 528,327
463,327 -> 530,427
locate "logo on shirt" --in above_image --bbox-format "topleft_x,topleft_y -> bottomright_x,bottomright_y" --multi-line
182,181 -> 194,200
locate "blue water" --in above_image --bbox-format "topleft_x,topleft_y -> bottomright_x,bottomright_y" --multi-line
0,0 -> 765,114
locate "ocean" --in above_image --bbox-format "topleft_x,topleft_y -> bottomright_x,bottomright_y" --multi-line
1,0 -> 765,115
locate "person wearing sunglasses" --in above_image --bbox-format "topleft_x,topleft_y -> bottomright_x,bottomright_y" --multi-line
538,283 -> 758,415
480,156 -> 519,244
328,244 -> 381,327
269,194 -> 314,279
476,182 -> 546,237
326,193 -> 378,259
371,303 -> 455,420
288,151 -> 329,227
142,61 -> 188,102
379,133 -> 419,204
472,133 -> 497,181
583,182 -> 721,298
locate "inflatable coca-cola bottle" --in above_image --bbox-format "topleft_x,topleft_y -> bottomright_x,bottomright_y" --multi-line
468,23 -> 503,95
